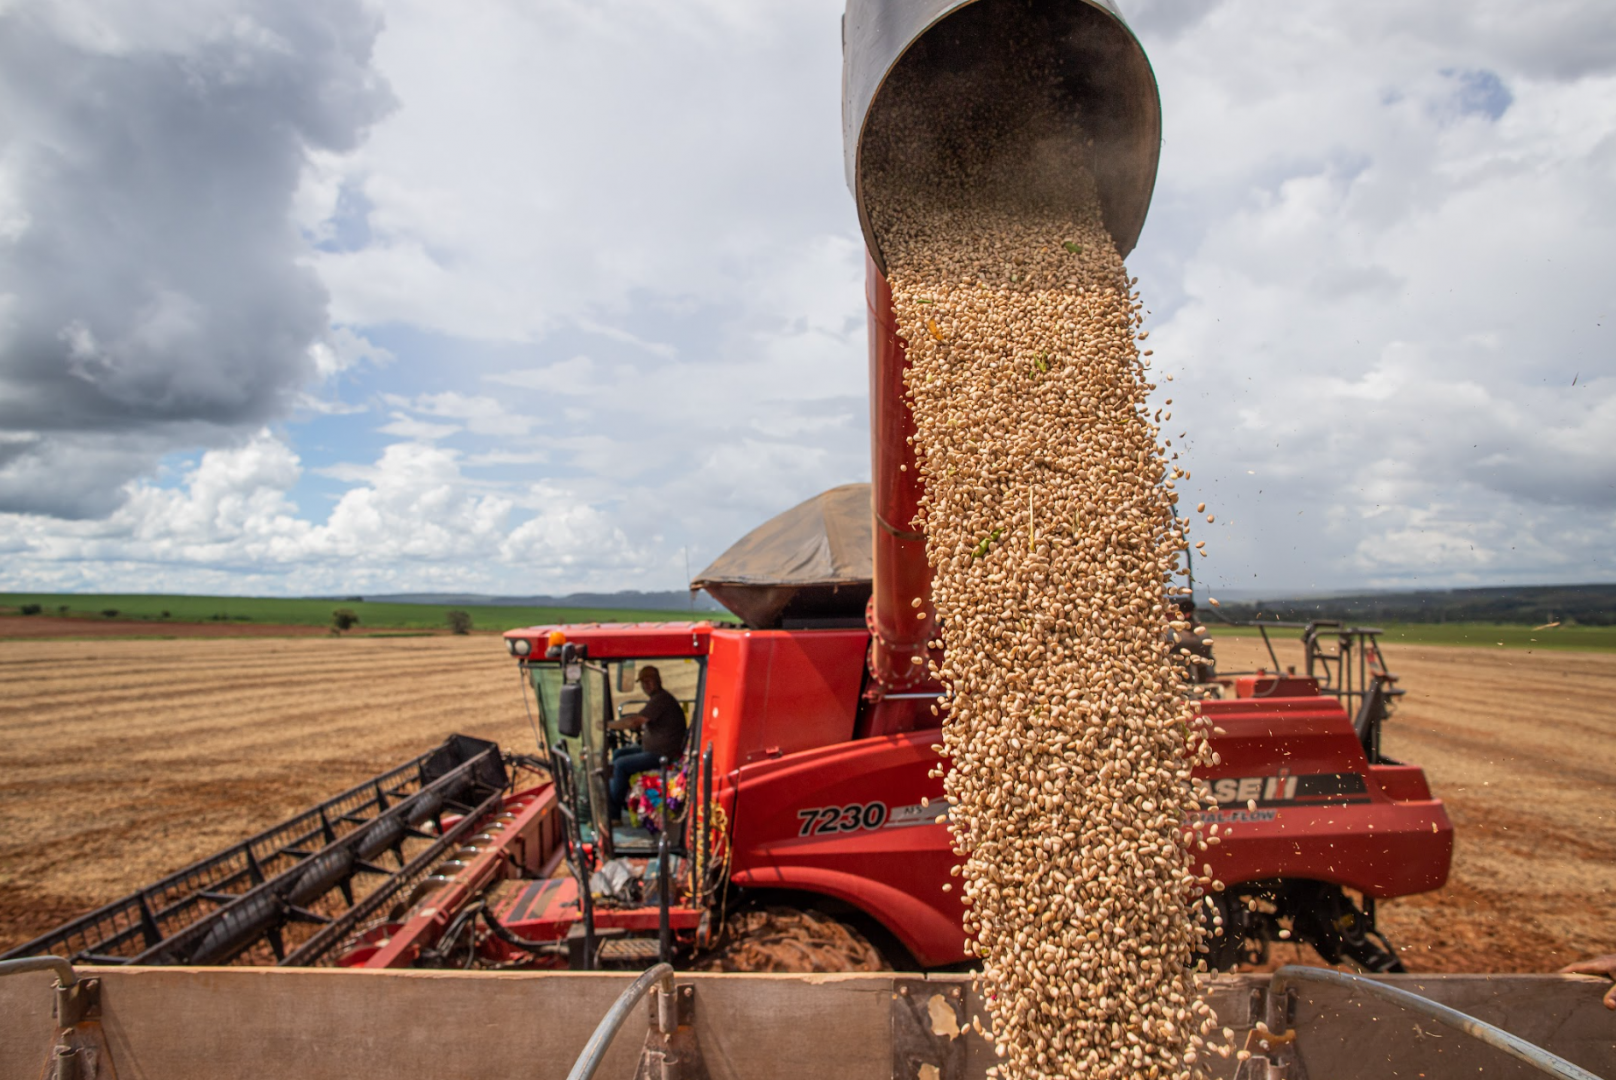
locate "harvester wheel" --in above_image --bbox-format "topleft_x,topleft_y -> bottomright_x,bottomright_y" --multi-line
1288,882 -> 1406,973
1200,882 -> 1407,973
1198,891 -> 1271,971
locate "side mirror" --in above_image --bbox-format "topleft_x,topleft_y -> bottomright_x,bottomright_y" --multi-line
616,661 -> 637,694
558,682 -> 583,738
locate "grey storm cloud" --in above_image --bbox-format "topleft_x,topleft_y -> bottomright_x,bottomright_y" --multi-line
0,1 -> 394,517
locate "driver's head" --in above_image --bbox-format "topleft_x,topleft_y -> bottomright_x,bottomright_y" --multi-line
637,666 -> 662,693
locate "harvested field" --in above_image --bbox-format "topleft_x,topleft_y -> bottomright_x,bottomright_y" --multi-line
1214,636 -> 1616,974
2,632 -> 1612,976
0,634 -> 534,953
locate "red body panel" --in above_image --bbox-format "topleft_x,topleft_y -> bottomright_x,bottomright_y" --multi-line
1369,764 -> 1434,803
511,621 -> 713,659
708,628 -> 868,767
1231,675 -> 1321,698
729,730 -> 958,966
489,877 -> 704,940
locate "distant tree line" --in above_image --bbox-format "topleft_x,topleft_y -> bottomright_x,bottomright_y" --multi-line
1208,583 -> 1616,626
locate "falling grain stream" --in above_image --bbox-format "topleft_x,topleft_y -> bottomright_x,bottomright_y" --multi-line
866,60 -> 1219,1077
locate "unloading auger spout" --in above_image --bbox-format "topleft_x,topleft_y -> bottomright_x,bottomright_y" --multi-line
842,0 -> 1162,719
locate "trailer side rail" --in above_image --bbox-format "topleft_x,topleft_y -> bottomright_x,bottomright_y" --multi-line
1268,966 -> 1605,1080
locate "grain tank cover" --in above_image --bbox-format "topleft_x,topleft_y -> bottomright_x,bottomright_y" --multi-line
842,0 -> 1161,270
691,483 -> 873,629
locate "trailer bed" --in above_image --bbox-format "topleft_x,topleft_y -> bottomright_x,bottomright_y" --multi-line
1,966 -> 1610,1080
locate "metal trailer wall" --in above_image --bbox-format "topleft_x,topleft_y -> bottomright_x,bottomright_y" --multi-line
1,968 -> 1611,1080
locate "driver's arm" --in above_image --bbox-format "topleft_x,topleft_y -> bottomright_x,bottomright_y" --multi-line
1562,955 -> 1616,1009
606,712 -> 649,732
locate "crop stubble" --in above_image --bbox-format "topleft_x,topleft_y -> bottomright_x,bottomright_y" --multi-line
0,633 -> 1610,972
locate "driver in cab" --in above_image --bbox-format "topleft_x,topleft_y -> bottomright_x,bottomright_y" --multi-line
605,665 -> 687,822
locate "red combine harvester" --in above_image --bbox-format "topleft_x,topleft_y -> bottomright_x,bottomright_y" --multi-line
480,597 -> 1451,973
5,0 -> 1452,979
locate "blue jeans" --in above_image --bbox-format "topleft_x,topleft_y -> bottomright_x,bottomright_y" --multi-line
609,748 -> 665,820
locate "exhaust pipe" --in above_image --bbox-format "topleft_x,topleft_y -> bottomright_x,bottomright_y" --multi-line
844,0 -> 1161,711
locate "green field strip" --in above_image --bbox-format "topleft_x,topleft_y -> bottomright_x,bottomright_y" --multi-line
0,592 -> 714,632
1210,621 -> 1616,652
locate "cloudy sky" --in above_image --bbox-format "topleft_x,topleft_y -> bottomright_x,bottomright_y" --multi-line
0,0 -> 1611,599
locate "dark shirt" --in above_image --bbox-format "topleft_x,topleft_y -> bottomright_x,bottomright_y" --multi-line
638,688 -> 687,761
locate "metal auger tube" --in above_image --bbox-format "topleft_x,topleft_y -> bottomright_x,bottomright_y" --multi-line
1269,965 -> 1605,1080
565,963 -> 675,1080
0,956 -> 77,985
1,956 -> 102,1034
843,0 -> 1161,705
842,0 -> 1161,271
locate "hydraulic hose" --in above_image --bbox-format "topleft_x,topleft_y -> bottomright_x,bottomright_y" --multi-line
479,904 -> 564,956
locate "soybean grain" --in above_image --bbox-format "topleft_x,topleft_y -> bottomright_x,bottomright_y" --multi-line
866,69 -> 1222,1080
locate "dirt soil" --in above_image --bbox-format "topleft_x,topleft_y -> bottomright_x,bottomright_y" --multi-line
1213,635 -> 1616,975
689,907 -> 889,973
2,631 -> 1612,975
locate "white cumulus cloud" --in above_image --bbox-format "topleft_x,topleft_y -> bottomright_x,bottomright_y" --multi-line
3,0 -> 1614,597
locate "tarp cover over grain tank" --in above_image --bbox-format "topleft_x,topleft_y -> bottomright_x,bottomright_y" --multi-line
691,484 -> 872,628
